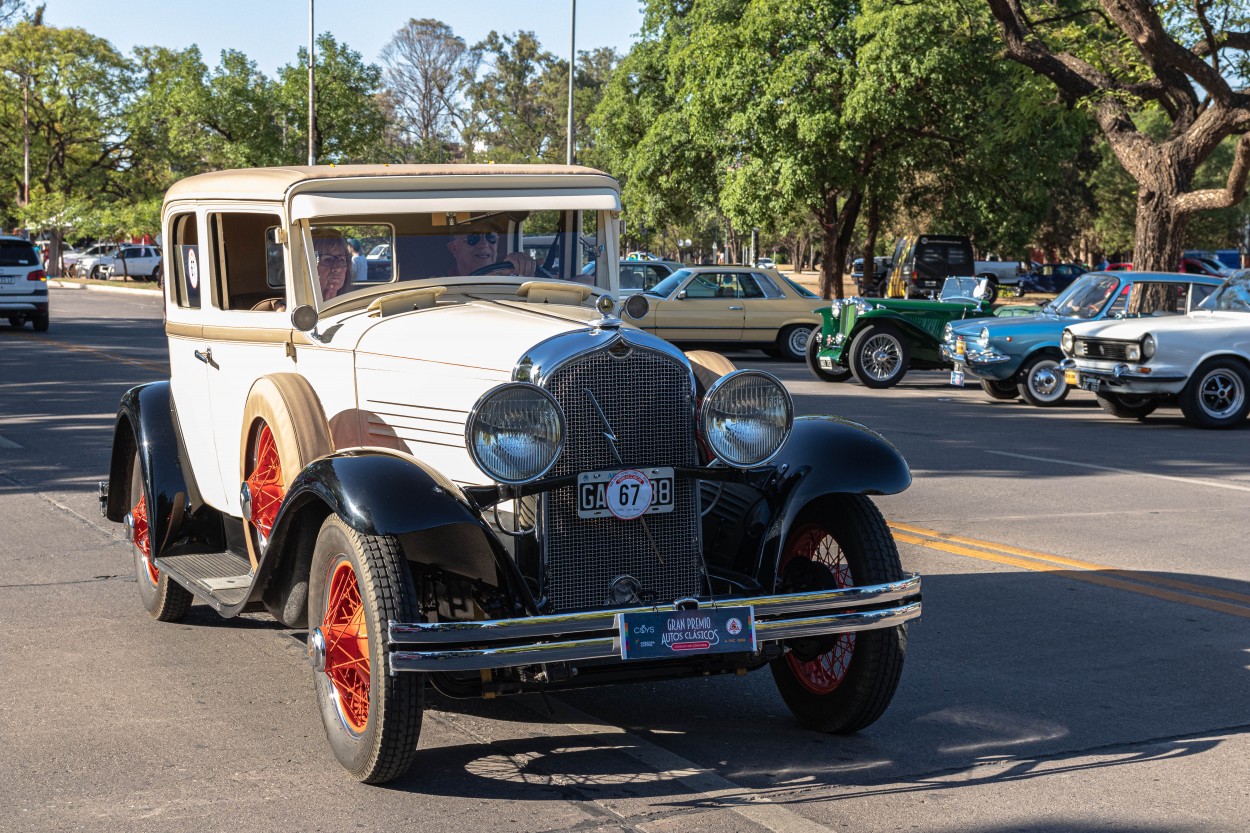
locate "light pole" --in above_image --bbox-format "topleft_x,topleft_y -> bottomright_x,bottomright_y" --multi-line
308,0 -> 316,165
566,0 -> 576,165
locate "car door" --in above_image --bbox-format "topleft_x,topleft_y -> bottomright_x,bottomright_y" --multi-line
738,271 -> 794,345
651,271 -> 745,341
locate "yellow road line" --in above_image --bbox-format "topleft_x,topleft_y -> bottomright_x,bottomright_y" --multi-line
891,525 -> 1250,620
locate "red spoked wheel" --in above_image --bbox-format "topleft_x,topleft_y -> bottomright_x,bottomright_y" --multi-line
768,495 -> 908,734
128,449 -> 192,621
781,523 -> 856,695
309,515 -> 424,783
245,422 -> 284,541
322,560 -> 370,733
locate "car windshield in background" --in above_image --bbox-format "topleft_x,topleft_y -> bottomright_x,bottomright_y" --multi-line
647,270 -> 692,297
0,240 -> 39,266
938,277 -> 983,301
1199,273 -> 1250,312
1049,274 -> 1120,318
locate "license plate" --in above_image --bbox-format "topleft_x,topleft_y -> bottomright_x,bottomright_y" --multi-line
577,467 -> 674,520
0,276 -> 14,284
819,356 -> 834,370
618,605 -> 756,660
1064,370 -> 1078,385
1081,377 -> 1101,393
950,369 -> 965,387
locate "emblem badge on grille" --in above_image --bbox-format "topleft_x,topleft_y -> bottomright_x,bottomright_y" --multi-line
609,575 -> 643,605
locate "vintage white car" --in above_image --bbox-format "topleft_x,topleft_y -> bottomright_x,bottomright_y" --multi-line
1060,271 -> 1250,427
100,164 -> 921,784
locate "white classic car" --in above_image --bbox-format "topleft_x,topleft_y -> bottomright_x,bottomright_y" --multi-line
1060,270 -> 1250,427
100,164 -> 921,784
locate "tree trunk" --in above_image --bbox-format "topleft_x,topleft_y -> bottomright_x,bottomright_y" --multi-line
1129,178 -> 1189,314
861,192 -> 881,295
819,189 -> 864,299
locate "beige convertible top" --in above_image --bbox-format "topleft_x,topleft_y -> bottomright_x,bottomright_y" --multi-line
164,164 -> 618,204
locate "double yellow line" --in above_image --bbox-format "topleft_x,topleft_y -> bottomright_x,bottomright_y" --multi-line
890,521 -> 1250,620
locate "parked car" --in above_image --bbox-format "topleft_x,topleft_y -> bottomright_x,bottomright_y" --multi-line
944,272 -> 1222,406
73,242 -> 121,278
1061,270 -> 1250,427
810,277 -> 1029,388
1179,255 -> 1231,277
973,257 -> 1028,299
851,256 -> 892,296
1014,262 -> 1088,296
1106,262 -> 1133,271
362,242 -> 393,280
884,234 -> 976,300
100,163 -> 922,784
101,244 -> 163,282
0,235 -> 49,331
620,265 -> 822,360
756,256 -> 775,269
585,258 -> 685,295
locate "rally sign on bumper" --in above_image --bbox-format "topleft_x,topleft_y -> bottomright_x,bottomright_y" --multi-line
617,606 -> 756,660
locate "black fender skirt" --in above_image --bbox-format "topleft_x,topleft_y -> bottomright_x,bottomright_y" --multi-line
106,382 -> 225,557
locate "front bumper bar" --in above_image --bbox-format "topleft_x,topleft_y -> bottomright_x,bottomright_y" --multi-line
387,575 -> 922,673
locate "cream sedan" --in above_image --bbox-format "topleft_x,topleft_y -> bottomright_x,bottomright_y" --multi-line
621,265 -> 822,360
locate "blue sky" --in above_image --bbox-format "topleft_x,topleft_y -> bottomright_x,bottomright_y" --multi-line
40,0 -> 646,76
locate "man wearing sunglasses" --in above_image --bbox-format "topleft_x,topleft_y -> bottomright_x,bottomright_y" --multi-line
446,221 -> 536,277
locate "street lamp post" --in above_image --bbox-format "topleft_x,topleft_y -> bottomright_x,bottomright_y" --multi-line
308,0 -> 316,165
566,0 -> 576,165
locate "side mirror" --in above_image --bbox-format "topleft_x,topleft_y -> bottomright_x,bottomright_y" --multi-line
676,290 -> 688,300
291,304 -> 319,332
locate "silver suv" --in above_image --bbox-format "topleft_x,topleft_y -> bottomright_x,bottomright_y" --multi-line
0,236 -> 49,331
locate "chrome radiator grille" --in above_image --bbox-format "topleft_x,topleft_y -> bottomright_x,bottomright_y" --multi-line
541,342 -> 703,612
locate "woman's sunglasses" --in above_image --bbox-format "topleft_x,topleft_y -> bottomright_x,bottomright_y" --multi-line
464,232 -> 498,246
316,253 -> 348,267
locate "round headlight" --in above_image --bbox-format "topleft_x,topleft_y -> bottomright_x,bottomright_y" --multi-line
699,370 -> 793,468
466,383 -> 565,484
943,323 -> 953,342
1142,333 -> 1156,359
977,327 -> 990,349
1061,329 -> 1075,354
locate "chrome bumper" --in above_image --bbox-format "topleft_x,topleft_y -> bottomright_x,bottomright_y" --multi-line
387,575 -> 922,673
940,342 -> 1009,366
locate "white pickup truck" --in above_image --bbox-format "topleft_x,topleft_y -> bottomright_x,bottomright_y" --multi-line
974,258 -> 1027,288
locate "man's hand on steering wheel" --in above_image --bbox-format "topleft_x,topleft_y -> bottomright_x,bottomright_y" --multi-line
469,252 -> 538,277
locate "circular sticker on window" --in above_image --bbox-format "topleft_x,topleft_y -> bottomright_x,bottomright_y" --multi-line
186,248 -> 199,290
606,469 -> 653,520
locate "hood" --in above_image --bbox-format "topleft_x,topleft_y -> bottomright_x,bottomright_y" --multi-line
352,299 -> 604,372
1065,311 -> 1237,341
950,313 -> 1059,337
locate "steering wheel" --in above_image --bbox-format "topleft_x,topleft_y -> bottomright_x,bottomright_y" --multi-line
469,261 -> 518,277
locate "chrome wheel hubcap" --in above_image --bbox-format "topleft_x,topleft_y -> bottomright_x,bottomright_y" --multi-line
789,328 -> 811,355
862,335 -> 901,380
1199,370 -> 1245,417
1030,363 -> 1063,399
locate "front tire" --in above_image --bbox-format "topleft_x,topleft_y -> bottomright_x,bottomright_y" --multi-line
806,329 -> 852,382
309,515 -> 423,783
977,277 -> 1000,305
128,449 -> 192,621
1179,360 -> 1250,428
769,495 -> 907,734
776,325 -> 813,362
849,324 -> 910,388
980,378 -> 1018,400
1096,392 -> 1158,420
1016,354 -> 1068,407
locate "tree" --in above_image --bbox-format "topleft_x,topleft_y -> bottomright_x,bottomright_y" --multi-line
379,18 -> 477,162
462,31 -> 566,162
987,0 -> 1250,272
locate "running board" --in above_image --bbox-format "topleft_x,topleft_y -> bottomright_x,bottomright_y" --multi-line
153,551 -> 255,614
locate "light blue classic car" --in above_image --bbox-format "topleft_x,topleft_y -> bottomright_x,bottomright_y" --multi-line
941,272 -> 1223,405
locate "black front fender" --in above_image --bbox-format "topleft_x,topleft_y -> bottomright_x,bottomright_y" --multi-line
753,416 -> 910,589
263,449 -> 535,613
106,382 -> 223,556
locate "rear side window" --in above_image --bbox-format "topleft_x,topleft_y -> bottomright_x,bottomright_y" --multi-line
0,240 -> 39,266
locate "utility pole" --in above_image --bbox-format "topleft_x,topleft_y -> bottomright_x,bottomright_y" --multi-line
566,0 -> 576,165
21,71 -> 29,206
308,0 -> 316,165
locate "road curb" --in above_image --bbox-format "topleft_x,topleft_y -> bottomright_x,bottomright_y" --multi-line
49,280 -> 161,295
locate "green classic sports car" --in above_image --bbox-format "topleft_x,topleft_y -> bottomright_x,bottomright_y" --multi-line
808,278 -> 1036,388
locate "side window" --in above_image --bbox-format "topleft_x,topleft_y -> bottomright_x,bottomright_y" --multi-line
207,212 -> 284,311
683,273 -> 720,298
1107,285 -> 1130,315
169,212 -> 200,309
643,265 -> 668,290
748,273 -> 783,298
265,228 -> 286,288
620,264 -> 644,292
1190,284 -> 1216,309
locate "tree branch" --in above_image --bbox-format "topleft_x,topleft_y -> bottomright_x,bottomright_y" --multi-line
1174,132 -> 1250,214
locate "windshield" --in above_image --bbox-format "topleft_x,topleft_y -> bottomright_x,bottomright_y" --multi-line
648,269 -> 693,297
1198,272 -> 1250,312
1050,274 -> 1121,319
938,277 -> 984,302
303,207 -> 608,307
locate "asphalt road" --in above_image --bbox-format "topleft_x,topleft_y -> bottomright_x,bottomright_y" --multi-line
1,285 -> 1248,833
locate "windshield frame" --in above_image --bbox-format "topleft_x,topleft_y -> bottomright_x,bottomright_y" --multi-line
1198,271 -> 1250,313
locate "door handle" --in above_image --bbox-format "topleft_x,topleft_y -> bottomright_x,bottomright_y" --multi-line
728,305 -> 744,311
194,348 -> 213,365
